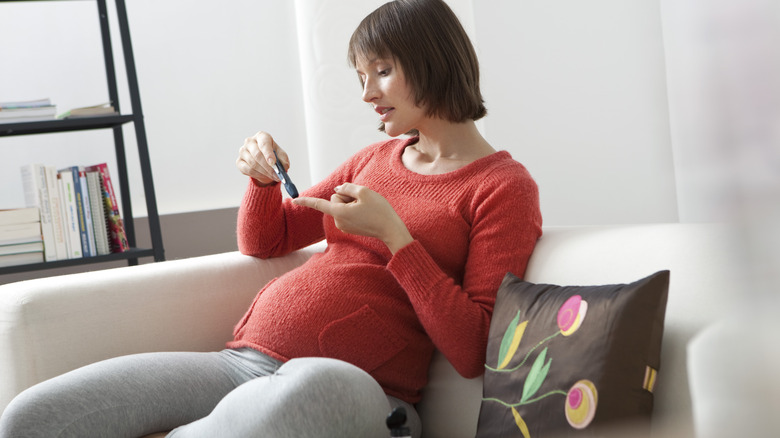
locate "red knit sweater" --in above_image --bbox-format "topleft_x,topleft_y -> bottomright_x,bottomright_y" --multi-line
228,137 -> 542,403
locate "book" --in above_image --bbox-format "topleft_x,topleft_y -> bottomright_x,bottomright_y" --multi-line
59,166 -> 95,257
77,168 -> 96,257
0,105 -> 57,123
85,163 -> 128,253
0,251 -> 44,268
85,170 -> 111,255
0,222 -> 42,246
0,241 -> 44,256
21,164 -> 59,261
44,165 -> 69,260
57,169 -> 83,259
0,212 -> 41,267
0,207 -> 39,226
0,98 -> 52,109
57,102 -> 116,119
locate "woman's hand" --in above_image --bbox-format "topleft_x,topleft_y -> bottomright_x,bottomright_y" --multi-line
293,183 -> 413,254
236,131 -> 291,185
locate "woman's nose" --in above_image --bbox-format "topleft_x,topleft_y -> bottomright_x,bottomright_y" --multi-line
362,78 -> 379,102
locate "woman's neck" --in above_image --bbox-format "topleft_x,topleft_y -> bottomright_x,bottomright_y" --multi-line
402,120 -> 495,175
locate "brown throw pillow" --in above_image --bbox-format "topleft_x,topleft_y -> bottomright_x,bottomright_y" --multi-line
476,270 -> 670,437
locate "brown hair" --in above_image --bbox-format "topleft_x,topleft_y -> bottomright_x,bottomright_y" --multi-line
348,0 -> 487,124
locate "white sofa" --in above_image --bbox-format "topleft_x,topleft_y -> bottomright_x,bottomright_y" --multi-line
0,224 -> 743,437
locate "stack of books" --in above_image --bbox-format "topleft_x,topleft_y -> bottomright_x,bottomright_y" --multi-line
0,98 -> 57,123
21,162 -> 129,262
56,102 -> 117,119
0,207 -> 44,268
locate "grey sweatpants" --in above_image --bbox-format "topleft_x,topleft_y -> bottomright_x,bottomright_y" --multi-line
0,348 -> 421,438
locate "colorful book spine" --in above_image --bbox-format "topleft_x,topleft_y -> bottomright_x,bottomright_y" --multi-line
85,163 -> 128,253
77,168 -> 96,257
57,169 -> 83,259
61,166 -> 92,257
86,170 -> 111,255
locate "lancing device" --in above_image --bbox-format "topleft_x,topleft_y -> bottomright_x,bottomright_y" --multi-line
273,149 -> 299,198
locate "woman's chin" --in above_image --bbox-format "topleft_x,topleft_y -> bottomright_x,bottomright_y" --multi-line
382,124 -> 403,138
378,121 -> 416,138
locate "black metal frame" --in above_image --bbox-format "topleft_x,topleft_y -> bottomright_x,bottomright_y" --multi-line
0,0 -> 165,275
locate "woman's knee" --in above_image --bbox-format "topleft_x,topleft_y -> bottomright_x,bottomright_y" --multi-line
272,358 -> 390,436
0,380 -> 71,438
282,358 -> 381,389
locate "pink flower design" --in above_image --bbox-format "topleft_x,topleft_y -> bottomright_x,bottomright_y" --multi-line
557,295 -> 588,336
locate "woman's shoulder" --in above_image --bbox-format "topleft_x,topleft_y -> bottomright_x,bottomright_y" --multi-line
476,151 -> 538,189
465,152 -> 540,213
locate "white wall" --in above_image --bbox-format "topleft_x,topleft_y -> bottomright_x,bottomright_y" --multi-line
475,0 -> 678,225
2,0 -> 689,226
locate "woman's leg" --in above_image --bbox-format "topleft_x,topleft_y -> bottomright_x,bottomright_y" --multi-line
0,349 -> 279,438
168,357 -> 422,438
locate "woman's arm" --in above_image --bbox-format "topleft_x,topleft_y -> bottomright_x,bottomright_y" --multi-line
236,180 -> 325,258
236,136 -> 380,258
235,131 -> 326,258
389,177 -> 542,378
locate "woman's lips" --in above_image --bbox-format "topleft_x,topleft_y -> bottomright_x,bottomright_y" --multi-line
375,106 -> 394,121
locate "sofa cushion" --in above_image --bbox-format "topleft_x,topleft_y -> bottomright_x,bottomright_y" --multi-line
476,270 -> 669,437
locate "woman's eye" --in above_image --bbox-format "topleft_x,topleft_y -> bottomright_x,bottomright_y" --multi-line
378,69 -> 390,76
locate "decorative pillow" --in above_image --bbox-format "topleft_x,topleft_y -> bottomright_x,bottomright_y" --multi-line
476,270 -> 670,438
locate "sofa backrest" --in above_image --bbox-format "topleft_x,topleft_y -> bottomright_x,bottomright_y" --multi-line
0,224 -> 742,437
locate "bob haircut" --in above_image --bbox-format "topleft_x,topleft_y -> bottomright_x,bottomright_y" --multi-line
348,0 -> 487,125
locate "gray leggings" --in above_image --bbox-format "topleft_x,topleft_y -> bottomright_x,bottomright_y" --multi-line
0,348 -> 421,438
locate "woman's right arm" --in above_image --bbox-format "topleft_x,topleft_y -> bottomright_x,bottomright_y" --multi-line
235,132 -> 325,258
235,132 -> 381,258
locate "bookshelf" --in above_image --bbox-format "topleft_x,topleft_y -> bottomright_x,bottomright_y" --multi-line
0,0 -> 165,275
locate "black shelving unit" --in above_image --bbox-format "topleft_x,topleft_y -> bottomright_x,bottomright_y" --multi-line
0,0 -> 165,275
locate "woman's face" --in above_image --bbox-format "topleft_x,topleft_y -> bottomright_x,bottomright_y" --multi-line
356,55 -> 428,137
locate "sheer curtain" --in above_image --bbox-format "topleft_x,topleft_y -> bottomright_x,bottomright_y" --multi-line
661,2 -> 779,435
660,0 -> 779,289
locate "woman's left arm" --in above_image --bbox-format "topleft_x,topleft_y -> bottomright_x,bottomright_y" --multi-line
388,176 -> 542,378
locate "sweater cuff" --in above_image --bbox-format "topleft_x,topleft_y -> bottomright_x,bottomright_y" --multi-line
387,240 -> 447,298
243,179 -> 282,212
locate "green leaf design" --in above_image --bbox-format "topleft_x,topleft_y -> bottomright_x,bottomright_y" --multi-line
521,347 -> 552,403
497,310 -> 521,367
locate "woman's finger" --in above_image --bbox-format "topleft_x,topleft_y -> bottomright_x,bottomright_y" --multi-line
292,196 -> 335,215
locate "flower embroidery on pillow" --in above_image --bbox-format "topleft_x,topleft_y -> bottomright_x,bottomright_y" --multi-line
484,295 -> 598,438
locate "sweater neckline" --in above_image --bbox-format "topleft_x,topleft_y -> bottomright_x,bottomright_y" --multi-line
390,137 -> 511,183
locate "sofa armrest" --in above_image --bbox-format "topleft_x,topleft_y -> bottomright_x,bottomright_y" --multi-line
0,244 -> 324,413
